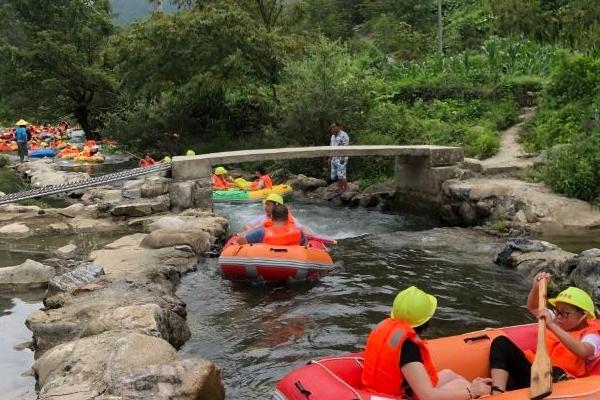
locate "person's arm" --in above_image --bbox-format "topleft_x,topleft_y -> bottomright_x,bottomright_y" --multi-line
242,228 -> 265,244
402,363 -> 491,400
340,132 -> 349,164
527,272 -> 551,317
544,310 -> 595,359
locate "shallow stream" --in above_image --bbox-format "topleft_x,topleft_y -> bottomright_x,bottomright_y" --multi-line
177,202 -> 533,399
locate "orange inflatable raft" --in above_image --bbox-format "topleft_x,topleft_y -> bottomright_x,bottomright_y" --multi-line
218,237 -> 335,283
0,141 -> 17,152
274,324 -> 600,400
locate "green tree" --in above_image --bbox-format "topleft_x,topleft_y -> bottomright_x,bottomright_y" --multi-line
0,0 -> 115,133
106,7 -> 277,152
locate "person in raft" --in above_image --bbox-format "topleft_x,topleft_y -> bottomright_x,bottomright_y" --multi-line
250,166 -> 273,190
236,203 -> 308,246
242,193 -> 312,235
489,272 -> 600,394
212,166 -> 234,189
362,286 -> 492,400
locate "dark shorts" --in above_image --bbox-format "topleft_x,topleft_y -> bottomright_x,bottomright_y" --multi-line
17,142 -> 28,157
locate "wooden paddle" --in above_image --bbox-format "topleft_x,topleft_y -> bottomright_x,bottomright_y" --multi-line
530,277 -> 553,400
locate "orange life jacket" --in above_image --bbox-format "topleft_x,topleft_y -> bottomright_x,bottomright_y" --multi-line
525,320 -> 600,377
362,318 -> 439,396
212,174 -> 231,189
251,174 -> 273,189
81,146 -> 91,157
263,220 -> 302,246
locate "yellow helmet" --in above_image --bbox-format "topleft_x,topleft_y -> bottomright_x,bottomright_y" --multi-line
15,119 -> 28,126
40,142 -> 48,147
549,287 -> 596,320
186,149 -> 195,156
263,193 -> 284,205
391,286 -> 437,328
214,166 -> 228,175
162,156 -> 172,163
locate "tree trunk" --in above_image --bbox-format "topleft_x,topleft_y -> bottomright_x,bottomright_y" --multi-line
74,103 -> 91,138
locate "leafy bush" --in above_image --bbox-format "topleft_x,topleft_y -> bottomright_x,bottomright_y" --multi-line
542,135 -> 600,204
465,126 -> 499,159
0,155 -> 8,168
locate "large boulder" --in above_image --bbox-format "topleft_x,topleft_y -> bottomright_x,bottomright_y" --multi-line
192,179 -> 212,210
0,259 -> 55,287
141,229 -> 211,254
289,174 -> 327,192
111,202 -> 153,217
141,176 -> 170,198
106,359 -> 224,400
34,332 -> 178,399
28,281 -> 190,355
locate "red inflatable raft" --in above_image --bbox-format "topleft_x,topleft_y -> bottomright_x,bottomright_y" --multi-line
274,324 -> 600,400
218,237 -> 334,283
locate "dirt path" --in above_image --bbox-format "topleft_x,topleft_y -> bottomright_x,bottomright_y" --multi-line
480,107 -> 537,175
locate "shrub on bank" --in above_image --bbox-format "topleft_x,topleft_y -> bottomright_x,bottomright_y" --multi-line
0,155 -> 8,168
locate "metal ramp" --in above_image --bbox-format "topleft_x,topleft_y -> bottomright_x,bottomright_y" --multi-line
0,163 -> 170,206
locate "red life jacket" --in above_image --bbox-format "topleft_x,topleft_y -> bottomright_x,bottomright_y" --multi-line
525,320 -> 600,377
263,220 -> 302,246
139,157 -> 156,168
212,174 -> 231,189
362,318 -> 439,396
251,174 -> 273,189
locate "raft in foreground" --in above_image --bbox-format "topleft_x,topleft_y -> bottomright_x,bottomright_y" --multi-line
212,184 -> 293,203
274,324 -> 600,400
218,238 -> 334,283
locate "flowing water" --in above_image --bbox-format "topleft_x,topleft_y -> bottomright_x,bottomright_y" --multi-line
177,202 -> 533,399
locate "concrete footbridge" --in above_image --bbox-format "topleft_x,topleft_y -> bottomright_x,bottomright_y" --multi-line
172,145 -> 464,213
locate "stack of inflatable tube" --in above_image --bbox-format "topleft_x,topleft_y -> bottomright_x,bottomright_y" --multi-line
212,184 -> 293,203
218,237 -> 334,283
274,324 -> 600,400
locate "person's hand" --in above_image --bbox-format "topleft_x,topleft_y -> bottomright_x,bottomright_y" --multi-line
469,377 -> 492,398
533,271 -> 551,289
538,307 -> 555,325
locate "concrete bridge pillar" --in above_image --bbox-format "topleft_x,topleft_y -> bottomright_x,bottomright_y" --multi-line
392,148 -> 463,216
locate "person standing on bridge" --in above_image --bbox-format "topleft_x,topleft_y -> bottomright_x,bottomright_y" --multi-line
328,122 -> 349,195
14,119 -> 29,163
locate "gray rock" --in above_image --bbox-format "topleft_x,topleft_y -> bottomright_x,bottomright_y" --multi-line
0,259 -> 55,286
55,244 -> 77,259
141,177 -> 170,198
495,238 -> 559,267
141,229 -> 210,254
290,174 -> 327,192
458,202 -> 478,226
170,181 -> 194,210
362,182 -> 394,195
34,332 -> 178,399
271,168 -> 295,185
111,203 -> 152,217
359,193 -> 380,208
192,179 -> 212,210
47,263 -> 104,295
474,199 -> 494,217
151,195 -> 171,213
0,222 -> 30,235
107,359 -> 224,400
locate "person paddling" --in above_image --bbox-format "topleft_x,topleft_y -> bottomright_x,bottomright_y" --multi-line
362,286 -> 492,400
489,272 -> 600,393
250,166 -> 273,190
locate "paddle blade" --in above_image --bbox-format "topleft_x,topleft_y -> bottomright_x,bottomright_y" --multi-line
530,343 -> 552,399
530,278 -> 552,400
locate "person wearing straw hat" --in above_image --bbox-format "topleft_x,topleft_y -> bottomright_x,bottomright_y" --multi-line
362,286 -> 492,399
489,272 -> 600,393
14,119 -> 29,163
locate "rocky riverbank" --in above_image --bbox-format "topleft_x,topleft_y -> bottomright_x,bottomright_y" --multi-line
1,160 -> 230,399
495,238 -> 600,306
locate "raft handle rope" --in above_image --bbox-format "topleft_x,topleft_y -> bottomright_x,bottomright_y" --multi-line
309,357 -> 365,400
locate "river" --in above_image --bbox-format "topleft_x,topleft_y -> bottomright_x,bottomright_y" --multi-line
177,201 -> 532,399
0,168 -> 583,399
